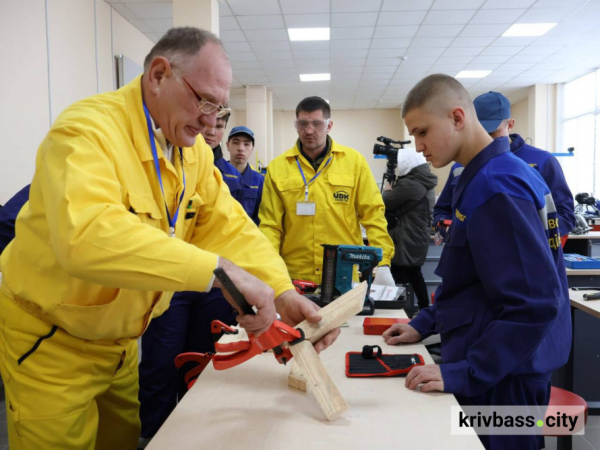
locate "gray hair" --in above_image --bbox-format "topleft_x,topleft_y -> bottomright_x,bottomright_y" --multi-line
402,74 -> 472,118
143,27 -> 225,73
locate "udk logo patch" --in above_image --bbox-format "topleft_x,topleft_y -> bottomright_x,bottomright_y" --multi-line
333,190 -> 349,203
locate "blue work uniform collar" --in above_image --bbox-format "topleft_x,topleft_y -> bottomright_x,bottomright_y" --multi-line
213,144 -> 224,162
452,136 -> 511,208
509,133 -> 525,154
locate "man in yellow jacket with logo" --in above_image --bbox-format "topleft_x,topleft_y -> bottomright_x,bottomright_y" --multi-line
259,96 -> 395,286
0,28 -> 338,450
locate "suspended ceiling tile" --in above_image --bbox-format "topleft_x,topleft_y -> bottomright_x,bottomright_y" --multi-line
371,38 -> 413,49
244,29 -> 289,42
451,36 -> 496,47
284,13 -> 330,28
332,13 -> 379,27
423,9 -> 477,25
227,0 -> 281,16
460,24 -> 510,37
432,0 -> 485,8
330,39 -> 372,49
410,37 -> 454,47
250,41 -> 291,52
470,9 -> 527,24
382,0 -> 433,11
377,11 -> 428,26
331,27 -> 375,40
332,0 -> 382,12
279,0 -> 330,14
237,15 -> 285,30
373,26 -> 419,39
220,16 -> 240,31
220,30 -> 246,42
290,41 -> 330,51
443,47 -> 485,56
224,42 -> 253,53
482,0 -> 535,7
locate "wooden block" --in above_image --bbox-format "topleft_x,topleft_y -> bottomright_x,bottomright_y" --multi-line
289,340 -> 348,421
288,361 -> 307,392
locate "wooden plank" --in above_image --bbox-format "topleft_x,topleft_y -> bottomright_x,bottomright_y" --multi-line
284,282 -> 367,420
289,340 -> 348,421
295,281 -> 367,344
288,360 -> 307,392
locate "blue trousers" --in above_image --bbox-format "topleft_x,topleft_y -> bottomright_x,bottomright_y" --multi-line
456,375 -> 551,450
138,289 -> 237,439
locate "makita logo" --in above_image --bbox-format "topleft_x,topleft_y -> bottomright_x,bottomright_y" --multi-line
333,190 -> 349,203
349,253 -> 370,260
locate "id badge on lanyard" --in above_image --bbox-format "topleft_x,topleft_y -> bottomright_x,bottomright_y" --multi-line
295,156 -> 331,216
297,186 -> 316,216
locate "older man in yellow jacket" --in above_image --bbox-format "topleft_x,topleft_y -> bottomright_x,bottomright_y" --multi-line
259,96 -> 395,286
0,28 -> 337,450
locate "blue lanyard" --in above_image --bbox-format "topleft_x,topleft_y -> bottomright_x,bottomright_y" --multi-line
295,155 -> 332,202
142,102 -> 186,237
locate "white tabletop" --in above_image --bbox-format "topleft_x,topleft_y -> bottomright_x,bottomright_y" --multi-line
565,268 -> 600,276
567,231 -> 600,240
148,308 -> 483,450
570,288 -> 600,319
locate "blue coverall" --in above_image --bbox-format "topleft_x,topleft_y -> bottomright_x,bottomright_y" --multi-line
433,133 -> 576,237
138,145 -> 253,439
0,185 -> 30,254
239,166 -> 264,225
411,137 -> 571,449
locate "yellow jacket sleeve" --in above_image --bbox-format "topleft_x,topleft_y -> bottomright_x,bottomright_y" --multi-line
257,170 -> 285,255
190,165 -> 293,298
355,158 -> 395,265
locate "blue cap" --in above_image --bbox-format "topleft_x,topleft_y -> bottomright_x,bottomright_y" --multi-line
228,125 -> 255,144
473,91 -> 511,133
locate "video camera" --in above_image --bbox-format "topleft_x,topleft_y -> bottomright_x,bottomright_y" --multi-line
575,192 -> 597,206
373,136 -> 411,191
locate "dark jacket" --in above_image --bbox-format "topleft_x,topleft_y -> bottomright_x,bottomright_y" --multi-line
382,164 -> 437,267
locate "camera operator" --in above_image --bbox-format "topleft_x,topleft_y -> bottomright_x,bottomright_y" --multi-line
382,151 -> 437,312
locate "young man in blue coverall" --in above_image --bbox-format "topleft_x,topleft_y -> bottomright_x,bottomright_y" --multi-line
383,74 -> 571,450
433,91 -> 576,241
227,125 -> 264,224
138,114 -> 254,446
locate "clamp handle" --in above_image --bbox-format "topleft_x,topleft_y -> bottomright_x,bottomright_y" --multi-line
214,267 -> 255,316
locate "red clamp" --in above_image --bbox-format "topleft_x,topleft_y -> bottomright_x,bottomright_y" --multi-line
211,319 -> 304,370
174,352 -> 214,390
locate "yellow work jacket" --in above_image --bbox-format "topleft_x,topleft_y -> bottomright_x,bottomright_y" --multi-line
259,138 -> 394,283
0,76 -> 293,342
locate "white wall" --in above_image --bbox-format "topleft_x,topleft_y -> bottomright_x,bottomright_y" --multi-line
511,98 -> 530,142
0,0 -> 153,204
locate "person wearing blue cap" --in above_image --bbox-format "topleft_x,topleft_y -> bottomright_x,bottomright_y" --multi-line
434,91 -> 576,245
227,125 -> 264,224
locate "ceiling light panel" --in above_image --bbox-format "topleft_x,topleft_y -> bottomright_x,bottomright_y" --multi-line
288,28 -> 330,41
300,73 -> 331,81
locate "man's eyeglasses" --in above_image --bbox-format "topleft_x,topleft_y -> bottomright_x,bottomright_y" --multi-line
294,119 -> 330,132
180,75 -> 231,118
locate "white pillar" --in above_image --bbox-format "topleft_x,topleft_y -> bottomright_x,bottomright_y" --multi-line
266,90 -> 274,163
172,0 -> 219,36
246,85 -> 269,168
